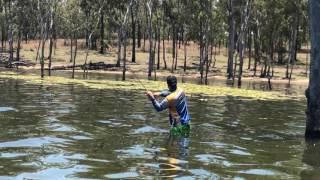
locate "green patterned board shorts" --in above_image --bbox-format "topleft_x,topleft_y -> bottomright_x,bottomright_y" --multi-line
170,124 -> 190,136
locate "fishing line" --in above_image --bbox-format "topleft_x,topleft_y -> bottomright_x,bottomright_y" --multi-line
132,71 -> 148,91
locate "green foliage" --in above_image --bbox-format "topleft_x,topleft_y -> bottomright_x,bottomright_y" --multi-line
0,0 -> 309,49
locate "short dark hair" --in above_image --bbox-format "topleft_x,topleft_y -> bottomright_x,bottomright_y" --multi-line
167,75 -> 177,91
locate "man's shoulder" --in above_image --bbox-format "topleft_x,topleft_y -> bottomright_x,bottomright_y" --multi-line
160,90 -> 170,97
177,88 -> 186,96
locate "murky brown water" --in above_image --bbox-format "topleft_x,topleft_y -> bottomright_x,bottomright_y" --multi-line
0,76 -> 316,179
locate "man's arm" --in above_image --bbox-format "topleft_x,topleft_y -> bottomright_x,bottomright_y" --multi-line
146,91 -> 169,112
154,90 -> 170,98
151,98 -> 168,112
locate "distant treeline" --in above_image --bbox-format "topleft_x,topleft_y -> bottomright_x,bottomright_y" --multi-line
0,0 -> 309,84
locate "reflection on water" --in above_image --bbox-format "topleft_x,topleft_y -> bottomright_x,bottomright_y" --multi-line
0,107 -> 17,112
0,77 -> 313,179
300,140 -> 320,179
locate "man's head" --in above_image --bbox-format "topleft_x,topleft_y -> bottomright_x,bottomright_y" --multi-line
167,75 -> 177,92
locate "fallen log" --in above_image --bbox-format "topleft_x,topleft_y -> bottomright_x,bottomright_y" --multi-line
81,62 -> 118,70
50,62 -> 118,71
5,61 -> 35,68
50,64 -> 82,70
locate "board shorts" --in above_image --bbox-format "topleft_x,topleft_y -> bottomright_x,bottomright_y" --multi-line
170,124 -> 190,136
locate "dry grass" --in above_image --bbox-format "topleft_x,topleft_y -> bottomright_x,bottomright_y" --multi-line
4,39 -> 310,81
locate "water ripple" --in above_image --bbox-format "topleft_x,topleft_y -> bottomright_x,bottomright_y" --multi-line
0,136 -> 70,148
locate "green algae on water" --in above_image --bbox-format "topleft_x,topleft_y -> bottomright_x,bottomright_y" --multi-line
0,71 -> 289,100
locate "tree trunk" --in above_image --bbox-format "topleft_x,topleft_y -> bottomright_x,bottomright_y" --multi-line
147,10 -> 154,79
99,10 -> 105,54
143,32 -> 146,52
288,9 -> 299,81
248,30 -> 252,70
72,35 -> 78,79
35,38 -> 42,63
163,32 -> 167,69
199,34 -> 205,84
174,38 -> 179,70
48,9 -> 54,76
157,24 -> 161,70
306,0 -> 320,138
1,26 -> 4,51
39,6 -> 47,78
83,33 -> 92,78
205,42 -> 211,85
16,29 -> 21,62
227,0 -> 235,79
184,40 -> 187,72
238,39 -> 245,87
175,36 -> 178,70
306,40 -> 309,77
40,28 -> 46,78
137,21 -> 141,48
253,25 -> 260,77
5,1 -> 14,63
153,27 -> 157,80
1,18 -> 5,50
117,28 -> 122,67
238,0 -> 250,87
122,31 -> 127,81
212,44 -> 217,68
90,34 -> 97,50
53,27 -> 57,56
40,40 -> 46,78
131,5 -> 136,63
70,37 -> 73,63
277,36 -> 284,64
171,25 -> 176,73
85,10 -> 89,48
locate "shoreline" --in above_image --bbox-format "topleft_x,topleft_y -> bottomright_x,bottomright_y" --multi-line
1,66 -> 309,86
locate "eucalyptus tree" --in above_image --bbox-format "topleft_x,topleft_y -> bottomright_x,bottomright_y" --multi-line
186,0 -> 224,84
162,0 -> 180,73
16,0 -> 38,44
226,0 -> 235,79
120,0 -> 135,80
179,0 -> 192,72
145,0 -> 157,79
130,1 -> 138,63
98,0 -> 106,54
3,0 -> 14,62
47,0 -> 59,76
37,0 -> 51,78
15,1 -> 25,62
0,0 -> 4,51
235,0 -> 252,87
288,0 -> 301,82
61,0 -> 84,78
80,0 -> 95,49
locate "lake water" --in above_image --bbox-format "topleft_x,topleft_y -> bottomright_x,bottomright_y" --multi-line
0,76 -> 317,179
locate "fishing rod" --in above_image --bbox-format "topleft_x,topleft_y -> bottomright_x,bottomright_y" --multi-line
132,71 -> 148,91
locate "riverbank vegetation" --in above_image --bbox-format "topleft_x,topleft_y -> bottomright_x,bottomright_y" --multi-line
0,0 -> 310,87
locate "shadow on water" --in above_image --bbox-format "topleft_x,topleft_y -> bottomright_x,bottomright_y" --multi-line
301,140 -> 320,180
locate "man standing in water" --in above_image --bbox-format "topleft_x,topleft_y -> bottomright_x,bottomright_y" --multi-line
146,75 -> 190,135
